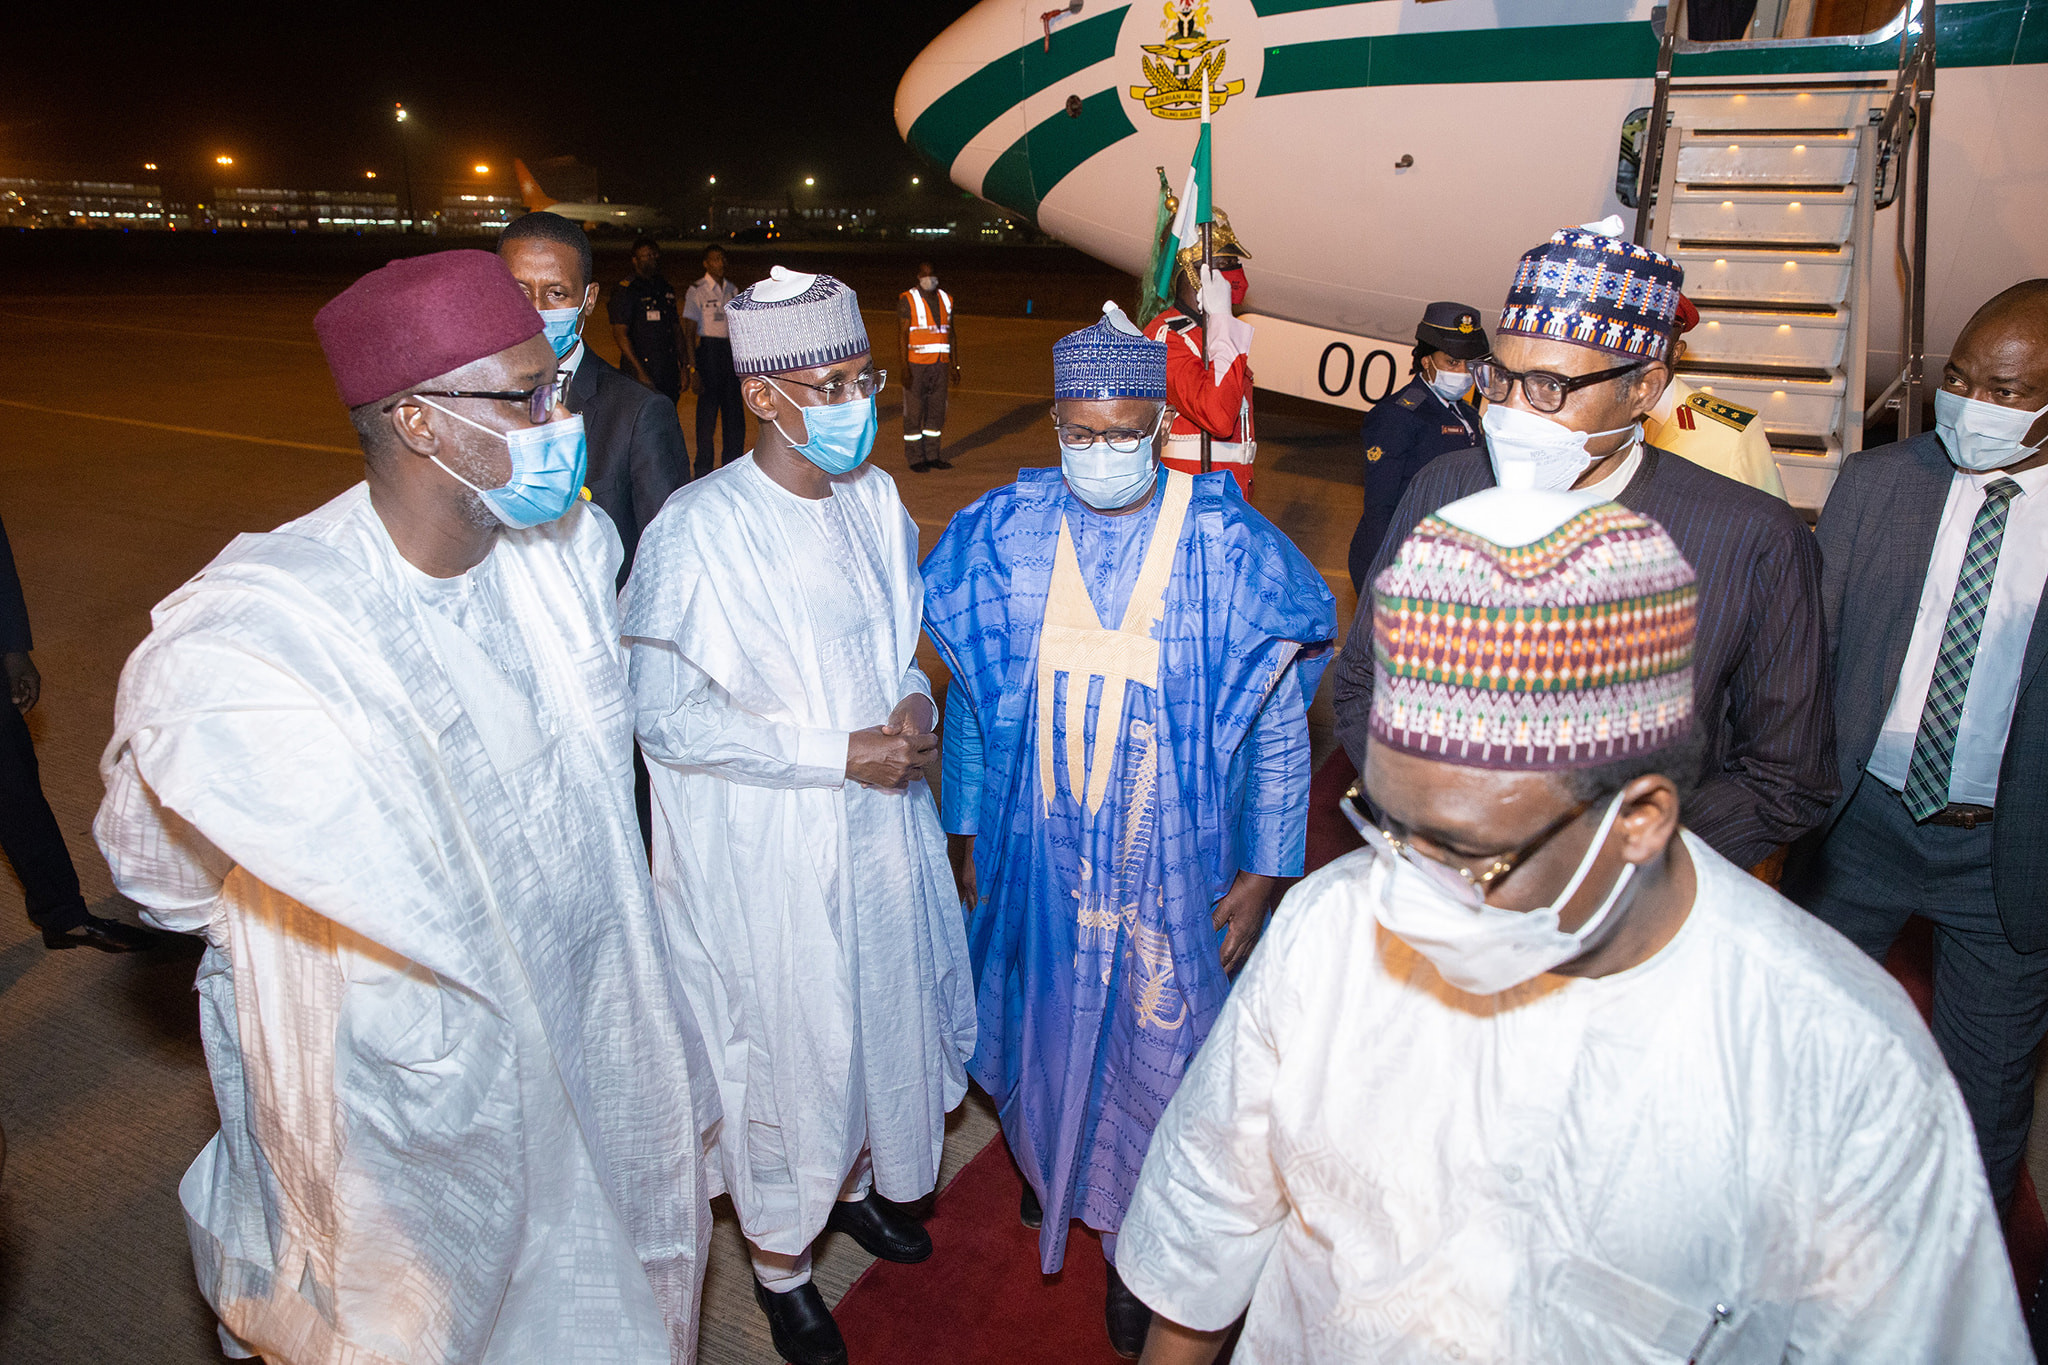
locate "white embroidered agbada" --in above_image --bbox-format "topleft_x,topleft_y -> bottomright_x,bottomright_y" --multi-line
97,486 -> 718,1365
621,456 -> 973,1256
1119,833 -> 2029,1364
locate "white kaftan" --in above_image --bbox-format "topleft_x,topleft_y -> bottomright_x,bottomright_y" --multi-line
96,486 -> 718,1365
1119,832 -> 2028,1363
621,456 -> 974,1257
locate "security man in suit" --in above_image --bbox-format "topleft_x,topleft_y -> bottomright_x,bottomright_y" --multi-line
501,213 -> 688,588
502,214 -> 689,850
608,236 -> 688,403
0,511 -> 154,950
1643,294 -> 1786,499
1346,301 -> 1487,593
1787,278 -> 2048,1212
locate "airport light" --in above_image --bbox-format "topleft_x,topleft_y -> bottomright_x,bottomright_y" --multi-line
911,176 -> 921,186
395,104 -> 409,123
708,175 -> 717,185
803,177 -> 815,187
144,162 -> 158,171
216,155 -> 234,166
474,163 -> 490,175
366,171 -> 377,179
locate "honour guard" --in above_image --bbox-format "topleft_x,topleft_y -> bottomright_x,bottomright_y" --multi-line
1645,294 -> 1787,499
1145,209 -> 1257,498
1346,301 -> 1489,592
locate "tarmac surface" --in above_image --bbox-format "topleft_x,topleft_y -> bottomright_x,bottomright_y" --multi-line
0,236 -> 1366,1363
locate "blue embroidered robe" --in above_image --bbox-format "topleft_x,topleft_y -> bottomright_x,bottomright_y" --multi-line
922,467 -> 1335,1271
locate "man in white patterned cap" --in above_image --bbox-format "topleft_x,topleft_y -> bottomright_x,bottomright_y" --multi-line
622,267 -> 975,1365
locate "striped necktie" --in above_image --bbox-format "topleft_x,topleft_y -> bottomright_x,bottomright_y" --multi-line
1902,477 -> 2024,820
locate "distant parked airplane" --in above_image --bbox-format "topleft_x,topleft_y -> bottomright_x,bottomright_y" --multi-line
514,159 -> 669,234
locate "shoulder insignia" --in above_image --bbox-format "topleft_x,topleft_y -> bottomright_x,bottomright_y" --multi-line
1395,390 -> 1422,410
1685,391 -> 1757,431
1366,445 -> 1385,462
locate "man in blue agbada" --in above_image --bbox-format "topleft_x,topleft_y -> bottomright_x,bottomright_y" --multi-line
921,303 -> 1335,1358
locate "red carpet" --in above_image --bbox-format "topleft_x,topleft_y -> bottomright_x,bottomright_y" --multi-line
834,752 -> 2041,1358
834,1132 -> 1130,1364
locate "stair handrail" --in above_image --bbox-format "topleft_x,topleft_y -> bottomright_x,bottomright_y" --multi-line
1631,0 -> 1683,246
1891,1 -> 1935,436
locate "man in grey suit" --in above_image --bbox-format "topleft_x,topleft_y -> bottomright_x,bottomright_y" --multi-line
1789,279 -> 2048,1210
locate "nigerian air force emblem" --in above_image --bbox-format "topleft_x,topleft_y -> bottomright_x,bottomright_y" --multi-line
1130,0 -> 1245,119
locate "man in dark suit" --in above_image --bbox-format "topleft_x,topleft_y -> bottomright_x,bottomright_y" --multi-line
500,213 -> 688,588
0,512 -> 153,949
1333,223 -> 1836,871
1786,279 -> 2048,1209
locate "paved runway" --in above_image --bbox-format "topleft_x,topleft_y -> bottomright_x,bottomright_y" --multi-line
0,244 -> 1365,1363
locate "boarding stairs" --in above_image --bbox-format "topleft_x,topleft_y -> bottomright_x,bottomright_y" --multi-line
1634,3 -> 1936,511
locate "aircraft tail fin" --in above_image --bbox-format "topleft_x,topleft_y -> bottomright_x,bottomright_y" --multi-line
513,160 -> 556,210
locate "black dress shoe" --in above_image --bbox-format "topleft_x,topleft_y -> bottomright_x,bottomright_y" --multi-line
752,1280 -> 847,1365
1104,1262 -> 1152,1359
1020,1181 -> 1042,1230
43,915 -> 158,953
825,1192 -> 933,1263
908,460 -> 932,473
927,457 -> 954,470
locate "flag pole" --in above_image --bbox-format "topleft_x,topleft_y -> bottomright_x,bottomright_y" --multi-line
1199,65 -> 1213,475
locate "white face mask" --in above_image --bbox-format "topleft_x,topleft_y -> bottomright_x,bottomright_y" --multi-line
1351,792 -> 1639,995
1426,365 -> 1474,405
919,275 -> 939,292
1935,388 -> 2048,472
1483,404 -> 1638,492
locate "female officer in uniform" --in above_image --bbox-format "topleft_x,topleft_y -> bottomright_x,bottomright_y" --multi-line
1346,301 -> 1488,592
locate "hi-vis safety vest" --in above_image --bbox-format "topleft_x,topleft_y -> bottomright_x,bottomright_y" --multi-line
903,288 -> 953,364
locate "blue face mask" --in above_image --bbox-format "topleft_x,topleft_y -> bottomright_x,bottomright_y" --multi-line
1059,412 -> 1164,510
418,399 -> 588,529
538,305 -> 583,359
766,380 -> 877,475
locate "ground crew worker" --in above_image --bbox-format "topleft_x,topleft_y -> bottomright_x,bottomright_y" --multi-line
897,260 -> 958,471
609,236 -> 687,403
1644,293 -> 1787,499
1146,210 -> 1256,498
1346,301 -> 1489,591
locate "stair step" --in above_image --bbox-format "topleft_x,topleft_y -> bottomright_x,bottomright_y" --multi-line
1666,85 -> 1889,132
1775,440 -> 1845,512
1668,188 -> 1855,245
1675,134 -> 1858,188
1683,369 -> 1846,439
1687,306 -> 1849,369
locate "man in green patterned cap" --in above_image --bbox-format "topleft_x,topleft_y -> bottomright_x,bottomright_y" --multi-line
1115,489 -> 2024,1365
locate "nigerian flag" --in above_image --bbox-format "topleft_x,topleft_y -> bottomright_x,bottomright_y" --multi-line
1152,73 -> 1213,306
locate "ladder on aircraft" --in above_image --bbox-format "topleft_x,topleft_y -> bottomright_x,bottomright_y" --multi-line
1634,2 -> 1936,511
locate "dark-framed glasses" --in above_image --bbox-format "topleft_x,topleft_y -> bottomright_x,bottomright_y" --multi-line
1468,357 -> 1647,416
1342,784 -> 1596,908
777,367 -> 887,403
1052,408 -> 1163,454
397,379 -> 562,424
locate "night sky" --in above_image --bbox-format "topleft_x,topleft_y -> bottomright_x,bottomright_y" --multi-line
7,2 -> 978,209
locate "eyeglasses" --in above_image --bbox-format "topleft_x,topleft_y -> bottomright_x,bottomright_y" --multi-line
396,379 -> 562,424
1342,783 -> 1596,908
1052,409 -> 1164,453
776,367 -> 887,403
1468,357 -> 1647,415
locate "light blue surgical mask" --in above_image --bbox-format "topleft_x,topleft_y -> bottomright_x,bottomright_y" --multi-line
1427,364 -> 1474,405
1060,435 -> 1160,511
538,305 -> 584,360
418,398 -> 588,529
766,380 -> 877,475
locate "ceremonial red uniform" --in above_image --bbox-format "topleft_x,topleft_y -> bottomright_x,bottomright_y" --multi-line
1146,306 -> 1255,498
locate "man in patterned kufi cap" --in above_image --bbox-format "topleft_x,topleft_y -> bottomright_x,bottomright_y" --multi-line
923,299 -> 1335,1356
1117,488 -> 2023,1364
1332,217 -> 1835,879
621,265 -> 974,1365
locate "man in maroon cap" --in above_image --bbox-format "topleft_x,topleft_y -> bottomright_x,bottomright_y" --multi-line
95,251 -> 717,1364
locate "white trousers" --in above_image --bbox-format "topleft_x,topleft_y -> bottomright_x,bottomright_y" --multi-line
749,1152 -> 874,1290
